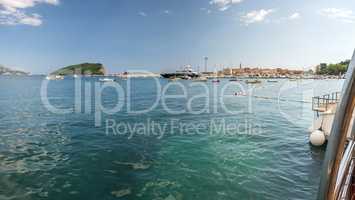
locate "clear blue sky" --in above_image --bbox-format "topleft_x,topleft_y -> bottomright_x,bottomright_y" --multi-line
0,0 -> 355,74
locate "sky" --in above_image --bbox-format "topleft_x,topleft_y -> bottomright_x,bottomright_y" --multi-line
0,0 -> 355,74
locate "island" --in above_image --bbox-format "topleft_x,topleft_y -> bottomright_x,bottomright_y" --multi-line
0,65 -> 29,76
51,63 -> 106,76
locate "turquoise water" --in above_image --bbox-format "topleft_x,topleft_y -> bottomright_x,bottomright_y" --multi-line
0,76 -> 344,200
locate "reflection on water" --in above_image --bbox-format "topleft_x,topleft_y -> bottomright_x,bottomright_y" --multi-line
0,76 -> 343,199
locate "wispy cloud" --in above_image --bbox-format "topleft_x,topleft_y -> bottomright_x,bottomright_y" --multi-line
0,0 -> 59,26
0,0 -> 59,11
240,9 -> 275,25
210,0 -> 243,11
319,8 -> 355,23
272,12 -> 301,24
138,11 -> 147,17
289,12 -> 300,20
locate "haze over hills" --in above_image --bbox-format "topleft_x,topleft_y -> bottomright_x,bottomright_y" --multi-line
0,65 -> 29,76
50,63 -> 106,75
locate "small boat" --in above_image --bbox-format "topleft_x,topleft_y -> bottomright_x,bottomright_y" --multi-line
229,79 -> 241,82
212,79 -> 220,83
46,75 -> 64,80
267,80 -> 278,83
99,78 -> 115,82
245,80 -> 261,84
234,92 -> 247,96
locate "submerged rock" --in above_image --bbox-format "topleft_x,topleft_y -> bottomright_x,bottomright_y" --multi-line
111,189 -> 131,198
113,161 -> 151,170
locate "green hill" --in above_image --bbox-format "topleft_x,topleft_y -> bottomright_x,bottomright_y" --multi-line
51,63 -> 106,75
0,65 -> 29,75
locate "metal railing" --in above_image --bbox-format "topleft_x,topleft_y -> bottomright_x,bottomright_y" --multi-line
317,50 -> 355,200
312,92 -> 341,112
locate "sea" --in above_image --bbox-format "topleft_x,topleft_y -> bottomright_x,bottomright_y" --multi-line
0,76 -> 344,200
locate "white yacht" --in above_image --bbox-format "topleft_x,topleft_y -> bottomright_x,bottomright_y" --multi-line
161,65 -> 200,79
46,75 -> 64,80
99,78 -> 115,82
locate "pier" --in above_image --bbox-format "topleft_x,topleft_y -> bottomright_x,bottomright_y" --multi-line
312,92 -> 341,113
310,92 -> 341,145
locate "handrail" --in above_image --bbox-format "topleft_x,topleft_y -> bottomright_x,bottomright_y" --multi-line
318,50 -> 355,200
335,141 -> 355,193
339,123 -> 355,199
339,159 -> 355,199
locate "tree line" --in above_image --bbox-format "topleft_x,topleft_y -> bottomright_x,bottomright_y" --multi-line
316,60 -> 350,75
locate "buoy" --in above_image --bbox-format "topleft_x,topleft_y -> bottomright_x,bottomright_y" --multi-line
310,130 -> 326,146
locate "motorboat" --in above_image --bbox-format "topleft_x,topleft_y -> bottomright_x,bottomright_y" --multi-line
229,79 -> 241,82
245,80 -> 261,84
234,92 -> 247,96
99,78 -> 115,82
46,75 -> 64,80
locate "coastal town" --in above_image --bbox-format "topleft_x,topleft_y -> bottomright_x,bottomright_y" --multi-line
112,63 -> 345,79
111,59 -> 348,79
1,59 -> 348,80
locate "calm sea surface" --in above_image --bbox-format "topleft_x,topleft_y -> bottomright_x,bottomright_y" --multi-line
0,76 -> 344,200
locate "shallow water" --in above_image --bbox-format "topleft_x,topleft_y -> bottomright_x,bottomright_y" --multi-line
0,76 -> 344,200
